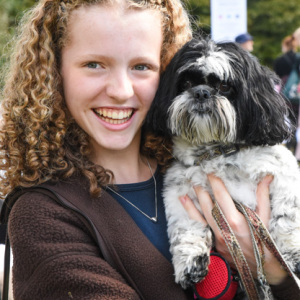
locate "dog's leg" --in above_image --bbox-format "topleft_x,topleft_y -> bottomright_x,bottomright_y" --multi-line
169,216 -> 212,289
238,146 -> 300,279
268,175 -> 300,278
163,165 -> 213,289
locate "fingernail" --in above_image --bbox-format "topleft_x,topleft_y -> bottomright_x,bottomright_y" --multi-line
207,173 -> 218,181
179,195 -> 187,204
263,174 -> 274,185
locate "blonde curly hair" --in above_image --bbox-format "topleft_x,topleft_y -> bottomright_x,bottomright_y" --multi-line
0,0 -> 192,198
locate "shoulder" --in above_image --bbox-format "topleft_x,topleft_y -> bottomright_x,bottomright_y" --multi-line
8,175 -> 101,246
8,188 -> 139,300
9,189 -> 89,247
273,53 -> 295,77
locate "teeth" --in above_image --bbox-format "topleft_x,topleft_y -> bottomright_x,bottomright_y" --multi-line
94,108 -> 133,124
112,111 -> 118,119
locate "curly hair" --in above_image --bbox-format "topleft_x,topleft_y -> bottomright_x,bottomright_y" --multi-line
0,0 -> 192,198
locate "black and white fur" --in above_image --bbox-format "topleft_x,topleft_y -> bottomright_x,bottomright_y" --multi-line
146,38 -> 300,291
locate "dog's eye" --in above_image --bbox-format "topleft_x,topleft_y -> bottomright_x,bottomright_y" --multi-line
183,81 -> 193,90
219,82 -> 232,94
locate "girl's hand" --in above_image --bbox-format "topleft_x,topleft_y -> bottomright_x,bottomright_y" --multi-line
179,174 -> 288,285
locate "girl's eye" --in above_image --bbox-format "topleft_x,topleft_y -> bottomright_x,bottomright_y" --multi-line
134,64 -> 149,71
219,82 -> 232,94
86,62 -> 101,69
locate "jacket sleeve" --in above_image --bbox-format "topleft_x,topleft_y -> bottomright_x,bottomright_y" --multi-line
270,276 -> 300,300
8,192 -> 140,300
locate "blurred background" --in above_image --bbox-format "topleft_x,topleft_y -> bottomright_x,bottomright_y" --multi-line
0,0 -> 300,74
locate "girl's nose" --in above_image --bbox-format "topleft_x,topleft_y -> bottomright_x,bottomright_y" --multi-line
106,71 -> 134,101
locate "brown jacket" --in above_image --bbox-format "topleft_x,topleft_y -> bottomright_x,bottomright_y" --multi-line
4,177 -> 192,300
2,176 -> 299,299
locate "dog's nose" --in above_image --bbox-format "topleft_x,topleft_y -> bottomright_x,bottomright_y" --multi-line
194,88 -> 211,100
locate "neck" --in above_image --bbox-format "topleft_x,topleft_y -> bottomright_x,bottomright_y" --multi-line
172,137 -> 246,165
90,147 -> 156,185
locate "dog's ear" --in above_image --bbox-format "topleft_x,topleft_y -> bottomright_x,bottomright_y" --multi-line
145,38 -> 206,137
241,64 -> 293,146
220,43 -> 294,146
145,47 -> 183,138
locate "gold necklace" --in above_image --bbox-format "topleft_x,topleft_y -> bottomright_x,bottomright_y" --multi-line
106,158 -> 158,223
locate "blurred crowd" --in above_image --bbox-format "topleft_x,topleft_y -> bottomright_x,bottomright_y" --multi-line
273,28 -> 300,159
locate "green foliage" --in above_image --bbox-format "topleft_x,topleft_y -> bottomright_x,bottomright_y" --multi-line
186,0 -> 211,36
248,0 -> 300,66
0,0 -> 300,73
0,0 -> 36,87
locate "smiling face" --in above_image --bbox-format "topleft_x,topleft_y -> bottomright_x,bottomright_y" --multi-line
61,4 -> 162,160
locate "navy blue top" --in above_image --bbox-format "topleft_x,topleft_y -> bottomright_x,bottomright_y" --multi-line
105,169 -> 172,261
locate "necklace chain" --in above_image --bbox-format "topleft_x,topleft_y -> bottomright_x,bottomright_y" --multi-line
106,158 -> 158,223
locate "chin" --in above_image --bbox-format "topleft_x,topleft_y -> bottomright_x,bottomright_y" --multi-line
146,38 -> 300,294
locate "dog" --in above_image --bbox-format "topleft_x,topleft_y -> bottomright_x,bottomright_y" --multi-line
146,38 -> 300,293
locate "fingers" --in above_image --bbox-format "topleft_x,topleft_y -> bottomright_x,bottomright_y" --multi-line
191,174 -> 274,279
207,174 -> 240,219
256,175 -> 273,227
193,185 -> 223,240
179,195 -> 207,224
183,173 -> 272,238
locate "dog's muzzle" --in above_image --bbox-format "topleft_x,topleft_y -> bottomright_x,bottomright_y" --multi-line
192,85 -> 216,102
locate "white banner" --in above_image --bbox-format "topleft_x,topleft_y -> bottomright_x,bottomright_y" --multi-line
211,0 -> 247,42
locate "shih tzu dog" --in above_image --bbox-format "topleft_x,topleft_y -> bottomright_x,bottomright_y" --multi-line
146,38 -> 300,292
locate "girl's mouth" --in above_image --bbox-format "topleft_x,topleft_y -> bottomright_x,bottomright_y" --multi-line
93,108 -> 134,124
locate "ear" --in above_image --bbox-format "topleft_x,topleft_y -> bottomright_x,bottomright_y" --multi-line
145,38 -> 204,137
238,61 -> 293,145
218,42 -> 293,145
145,54 -> 181,138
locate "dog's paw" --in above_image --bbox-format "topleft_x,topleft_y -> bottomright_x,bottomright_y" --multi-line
170,224 -> 212,289
179,254 -> 210,289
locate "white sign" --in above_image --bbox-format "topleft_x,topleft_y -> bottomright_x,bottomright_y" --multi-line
211,0 -> 247,42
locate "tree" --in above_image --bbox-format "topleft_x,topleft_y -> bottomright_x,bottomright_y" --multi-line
186,0 -> 300,67
248,0 -> 300,66
0,0 -> 36,86
186,0 -> 211,36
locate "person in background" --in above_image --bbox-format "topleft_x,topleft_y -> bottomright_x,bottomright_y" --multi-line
274,35 -> 298,85
293,27 -> 300,49
281,35 -> 296,53
235,32 -> 254,52
0,0 -> 298,299
290,27 -> 300,160
274,30 -> 300,154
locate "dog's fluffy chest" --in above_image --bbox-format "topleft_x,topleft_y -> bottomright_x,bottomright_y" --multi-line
166,140 -> 300,212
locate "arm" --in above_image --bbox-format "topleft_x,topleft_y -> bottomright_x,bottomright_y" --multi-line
8,192 -> 139,300
180,175 -> 300,299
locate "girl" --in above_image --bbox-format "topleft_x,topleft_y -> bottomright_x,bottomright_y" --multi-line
0,0 -> 297,299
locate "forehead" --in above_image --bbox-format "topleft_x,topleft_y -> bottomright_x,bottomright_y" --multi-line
65,4 -> 162,44
195,50 -> 234,81
178,49 -> 234,82
61,4 -> 163,63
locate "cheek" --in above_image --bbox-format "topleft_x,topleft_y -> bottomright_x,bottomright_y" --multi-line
63,75 -> 93,109
144,76 -> 160,108
62,81 -> 77,117
62,76 -> 88,123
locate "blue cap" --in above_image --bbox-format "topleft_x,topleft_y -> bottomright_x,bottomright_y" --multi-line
235,33 -> 253,44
